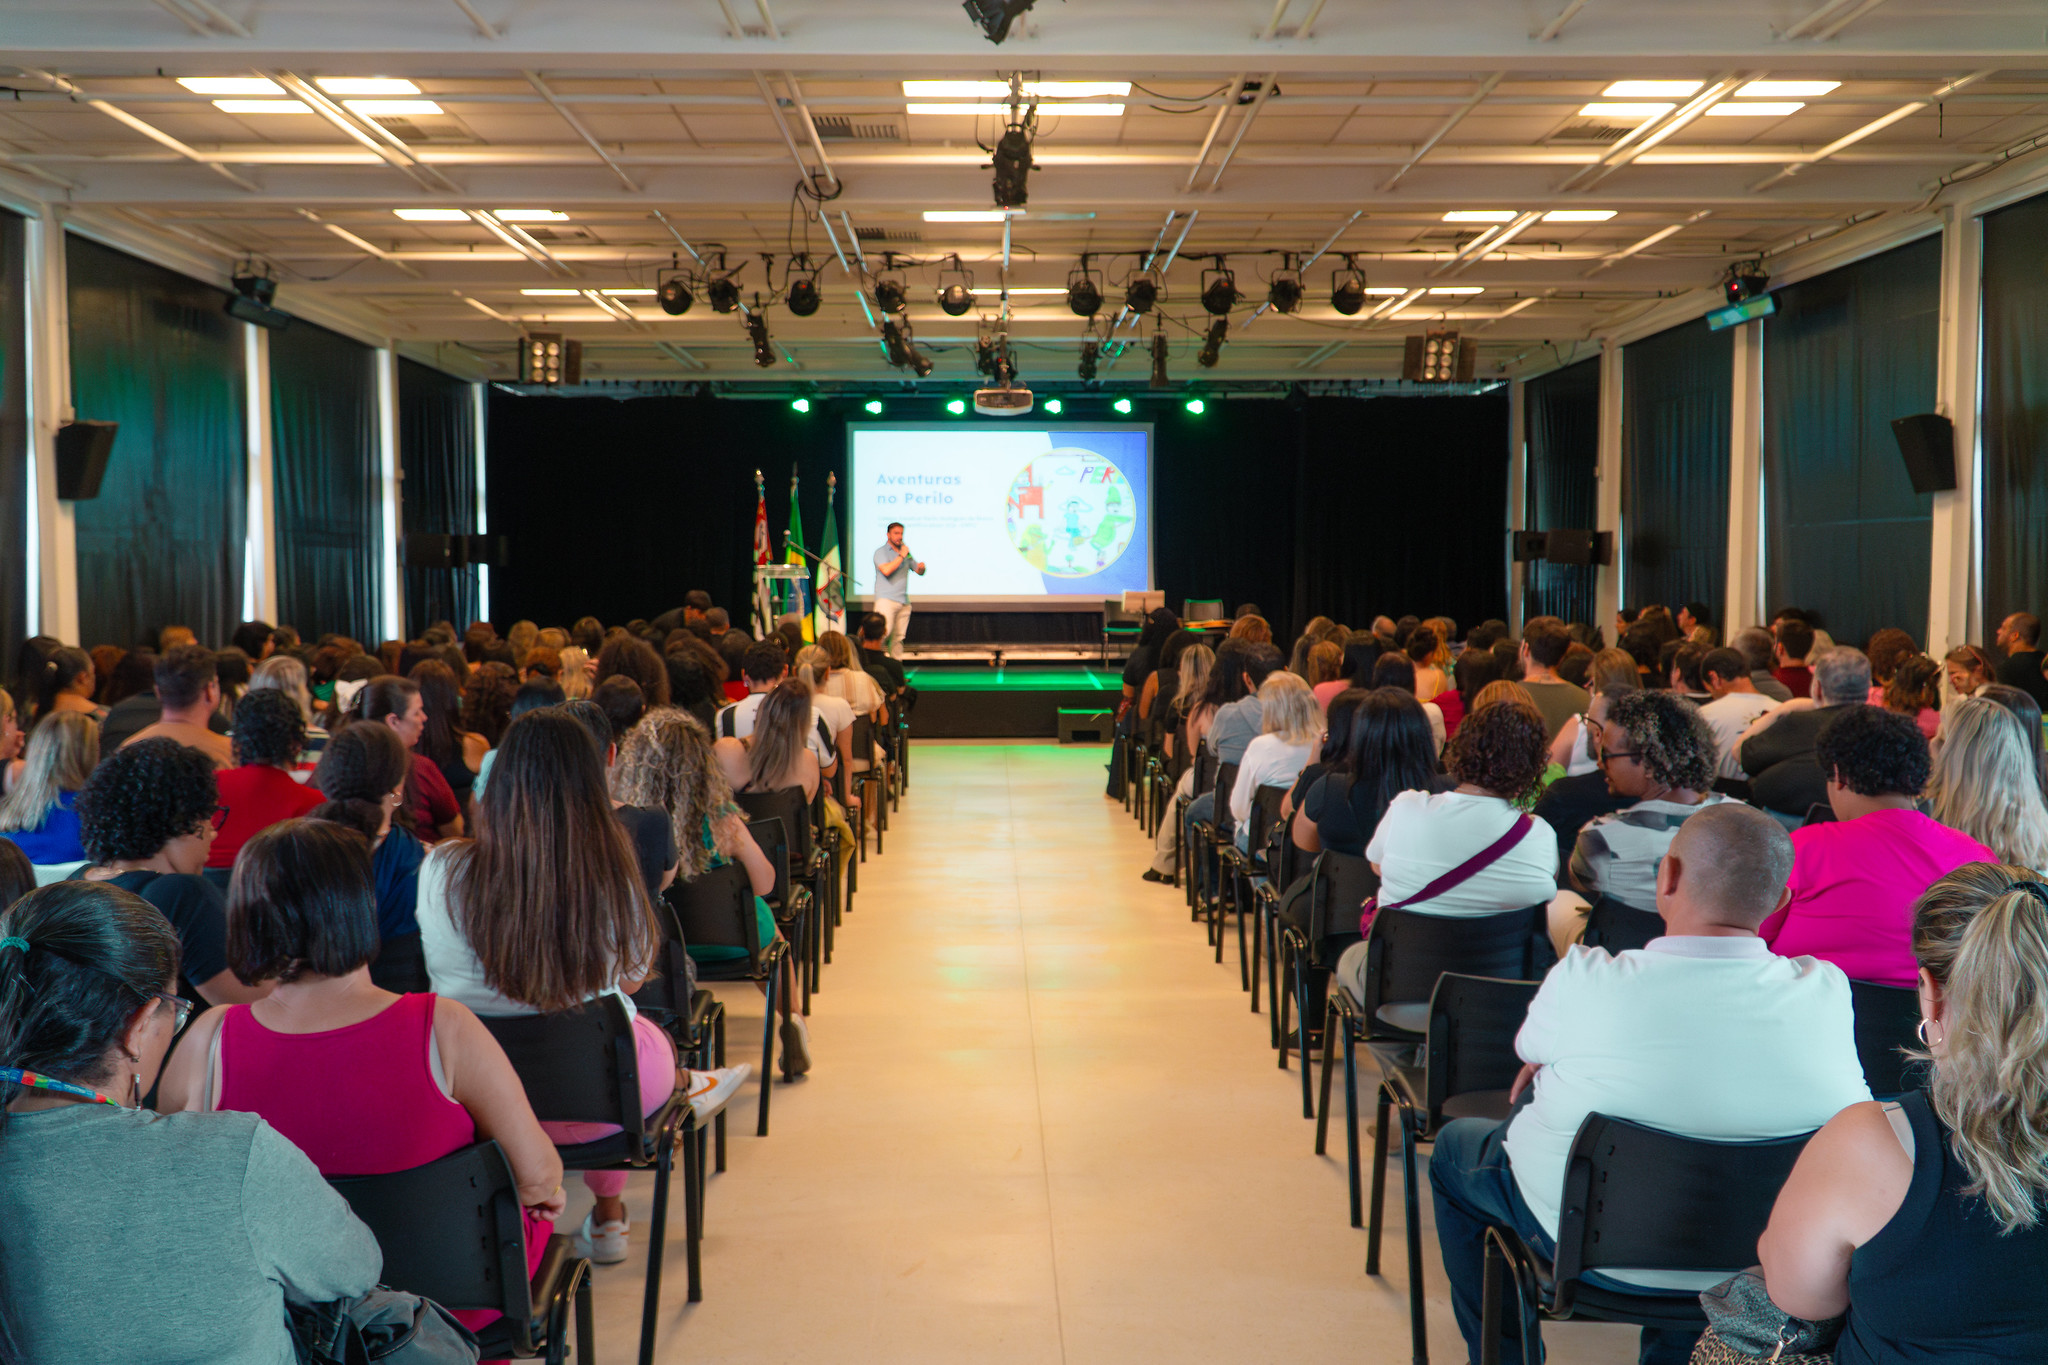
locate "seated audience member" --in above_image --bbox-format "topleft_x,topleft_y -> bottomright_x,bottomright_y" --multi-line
1928,697 -> 2048,871
0,881 -> 380,1362
662,649 -> 720,731
157,819 -> 562,1327
558,698 -> 678,910
214,648 -> 252,722
1534,691 -> 1631,870
247,655 -> 325,764
0,712 -> 95,865
1977,682 -> 2048,801
462,663 -> 517,752
1758,863 -> 2048,1362
417,709 -> 748,1264
1548,649 -> 1639,777
817,630 -> 886,721
159,624 -> 198,652
0,688 -> 20,795
1554,643 -> 1595,691
1305,641 -> 1346,709
1677,600 -> 1713,644
556,645 -> 593,700
205,691 -> 325,872
1943,643 -> 1995,700
1228,672 -> 1320,848
1182,641 -> 1284,843
1730,626 -> 1794,702
1882,652 -> 1942,739
88,644 -> 125,705
593,675 -> 648,747
31,646 -> 104,728
703,606 -> 730,639
1698,645 -> 1781,780
123,646 -> 233,768
1568,690 -> 1728,918
0,837 -> 33,907
522,645 -> 562,683
1290,688 -> 1448,862
1864,628 -> 1921,706
354,676 -> 463,842
595,635 -> 671,708
410,661 -> 486,820
504,620 -> 539,664
1122,608 -> 1180,711
1761,705 -> 1994,988
1372,651 -> 1447,753
1141,645 -> 1220,882
1433,804 -> 1871,1365
716,679 -> 824,804
1406,626 -> 1450,703
311,724 -> 428,991
718,643 -> 836,771
1739,646 -> 1872,820
1517,620 -> 1591,741
1453,636 -> 1498,712
1139,629 -> 1198,743
1331,695 -> 1557,1006
476,679 -> 565,798
1773,618 -> 1819,699
75,739 -> 268,1008
857,613 -> 907,700
1663,640 -> 1710,704
1283,685 -> 1362,826
1229,614 -> 1273,646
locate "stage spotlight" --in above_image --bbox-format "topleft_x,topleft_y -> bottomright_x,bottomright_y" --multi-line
1266,271 -> 1303,314
872,260 -> 908,314
1124,275 -> 1159,314
1112,396 -> 1133,414
992,122 -> 1034,208
1722,261 -> 1769,306
1331,263 -> 1367,316
1184,397 -> 1205,415
657,274 -> 694,316
939,283 -> 975,316
1077,339 -> 1099,382
785,275 -> 822,317
1200,261 -> 1238,316
1067,262 -> 1103,317
746,310 -> 776,368
226,270 -> 291,329
790,397 -> 811,413
962,0 -> 1038,43
708,276 -> 741,313
1149,332 -> 1170,390
1197,318 -> 1227,369
946,397 -> 967,415
1043,397 -> 1063,414
864,398 -> 884,415
882,319 -> 935,378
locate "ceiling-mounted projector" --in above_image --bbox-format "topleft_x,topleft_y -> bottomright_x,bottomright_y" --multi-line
973,385 -> 1035,416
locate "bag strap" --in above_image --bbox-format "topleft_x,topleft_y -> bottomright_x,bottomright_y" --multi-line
719,707 -> 737,738
1378,812 -> 1533,914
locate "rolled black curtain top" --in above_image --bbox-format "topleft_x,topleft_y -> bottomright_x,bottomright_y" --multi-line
1623,319 -> 1732,622
271,319 -> 378,645
1982,190 -> 2048,642
1525,357 -> 1600,630
399,358 -> 480,635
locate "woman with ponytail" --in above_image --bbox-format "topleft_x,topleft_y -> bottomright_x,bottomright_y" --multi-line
31,645 -> 104,731
1759,861 -> 2048,1361
0,881 -> 378,1363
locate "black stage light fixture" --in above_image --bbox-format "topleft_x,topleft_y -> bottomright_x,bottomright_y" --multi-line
872,256 -> 909,315
1197,318 -> 1227,368
963,0 -> 1038,43
938,257 -> 976,317
707,276 -> 741,314
1723,260 -> 1770,306
882,318 -> 935,378
745,308 -> 776,368
1266,272 -> 1303,315
657,273 -> 694,316
1331,258 -> 1367,316
1149,331 -> 1170,390
785,273 -> 821,317
1124,274 -> 1159,314
521,332 -> 581,386
226,271 -> 291,330
1067,260 -> 1103,317
1077,338 -> 1099,381
1200,260 -> 1239,316
992,122 -> 1034,208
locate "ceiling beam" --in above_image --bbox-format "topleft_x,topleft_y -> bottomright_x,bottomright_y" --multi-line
1562,73 -> 1742,191
1533,0 -> 1591,42
296,207 -> 422,276
1205,70 -> 1280,191
1183,74 -> 1249,192
1380,72 -> 1502,191
1582,209 -> 1711,275
1751,70 -> 1992,191
525,71 -> 640,192
448,0 -> 498,38
272,72 -> 459,194
17,67 -> 260,192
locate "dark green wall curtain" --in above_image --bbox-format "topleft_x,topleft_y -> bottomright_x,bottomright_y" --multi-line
0,211 -> 27,673
1982,191 -> 2048,637
1763,236 -> 1939,650
398,359 -> 479,633
1623,320 -> 1732,619
67,235 -> 245,650
1524,358 -> 1600,626
271,320 -> 379,643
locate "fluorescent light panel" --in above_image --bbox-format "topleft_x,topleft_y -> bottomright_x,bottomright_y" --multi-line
1364,286 -> 1410,296
904,102 -> 1125,116
179,76 -> 283,95
1704,102 -> 1804,117
903,81 -> 1131,98
1443,210 -> 1518,222
1738,80 -> 1839,98
1427,286 -> 1484,295
214,99 -> 312,114
923,209 -> 1019,222
521,289 -> 582,296
601,288 -> 656,296
315,77 -> 421,95
493,209 -> 570,221
1602,80 -> 1703,97
394,208 -> 471,221
1543,209 -> 1617,221
346,100 -> 442,116
1579,102 -> 1674,119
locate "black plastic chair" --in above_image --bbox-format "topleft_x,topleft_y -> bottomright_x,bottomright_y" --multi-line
629,902 -> 730,1170
1218,782 -> 1287,992
1279,849 -> 1376,1115
1480,1113 -> 1814,1365
328,1140 -> 592,1365
744,812 -> 815,1014
1579,895 -> 1662,954
846,714 -> 884,857
478,996 -> 695,1360
736,784 -> 832,983
1318,902 -> 1554,1231
668,859 -> 789,1136
1352,974 -> 1540,1365
1849,978 -> 1925,1097
1179,746 -> 1218,901
1191,761 -> 1239,943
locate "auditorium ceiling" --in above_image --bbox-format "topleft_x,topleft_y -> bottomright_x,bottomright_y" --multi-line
4,0 -> 2047,386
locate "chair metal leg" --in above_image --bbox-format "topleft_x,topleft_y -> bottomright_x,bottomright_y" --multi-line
1343,1022 -> 1363,1228
1277,937 -> 1294,1070
1314,1001 -> 1336,1154
1236,882 -> 1251,991
713,1009 -> 728,1174
1367,1088 -> 1392,1273
638,1136 -> 674,1363
1401,1109 -> 1429,1365
1299,960 -> 1319,1119
1249,900 -> 1263,1015
682,1123 -> 704,1305
573,1265 -> 595,1365
756,969 -> 777,1137
1479,1238 -> 1503,1365
1266,909 -> 1283,1048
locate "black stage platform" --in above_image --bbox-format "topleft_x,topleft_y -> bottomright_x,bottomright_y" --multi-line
902,662 -> 1124,739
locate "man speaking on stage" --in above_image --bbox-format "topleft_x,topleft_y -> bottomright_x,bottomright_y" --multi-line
872,521 -> 925,658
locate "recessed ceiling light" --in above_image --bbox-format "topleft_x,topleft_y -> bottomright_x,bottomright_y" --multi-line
316,77 -> 421,96
213,99 -> 313,114
493,209 -> 570,222
923,209 -> 1019,222
520,288 -> 582,296
1578,102 -> 1674,120
1738,80 -> 1840,98
1602,80 -> 1703,98
903,80 -> 1132,98
345,99 -> 442,117
394,208 -> 471,221
1704,102 -> 1805,117
601,288 -> 657,296
905,103 -> 1125,116
1364,286 -> 1410,296
1428,287 -> 1485,295
1443,210 -> 1518,223
1543,209 -> 1618,221
178,76 -> 284,95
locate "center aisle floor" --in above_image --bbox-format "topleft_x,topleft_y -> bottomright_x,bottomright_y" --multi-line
585,742 -> 1636,1364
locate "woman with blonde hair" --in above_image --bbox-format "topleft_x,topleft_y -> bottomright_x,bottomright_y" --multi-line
1927,696 -> 2048,870
0,711 -> 96,864
1139,642 -> 1222,882
815,630 -> 885,721
556,645 -> 592,699
1759,863 -> 2048,1359
1228,672 -> 1321,846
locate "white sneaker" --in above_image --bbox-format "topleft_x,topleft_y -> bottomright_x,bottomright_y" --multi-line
780,1013 -> 813,1077
685,1064 -> 750,1122
572,1209 -> 629,1265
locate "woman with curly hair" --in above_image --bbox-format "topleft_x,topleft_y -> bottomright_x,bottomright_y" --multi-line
205,690 -> 326,873
1567,690 -> 1728,916
76,738 -> 269,1008
461,661 -> 518,749
1761,706 -> 1995,988
1330,693 -> 1559,1006
1883,652 -> 1943,739
594,635 -> 670,708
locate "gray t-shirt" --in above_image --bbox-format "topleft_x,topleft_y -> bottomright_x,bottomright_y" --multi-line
1205,695 -> 1267,765
873,543 -> 911,603
0,1104 -> 380,1364
1522,679 -> 1592,741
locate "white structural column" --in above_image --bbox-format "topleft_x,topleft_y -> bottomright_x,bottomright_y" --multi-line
375,346 -> 404,641
1594,338 -> 1625,629
472,382 -> 489,624
1928,204 -> 1982,655
1725,319 -> 1766,631
242,323 -> 279,624
1507,377 -> 1526,631
23,205 -> 78,643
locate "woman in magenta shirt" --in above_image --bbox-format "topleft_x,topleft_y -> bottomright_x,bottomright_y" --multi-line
1762,705 -> 1992,987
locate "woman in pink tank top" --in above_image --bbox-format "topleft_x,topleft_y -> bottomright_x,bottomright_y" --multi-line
159,820 -> 564,1351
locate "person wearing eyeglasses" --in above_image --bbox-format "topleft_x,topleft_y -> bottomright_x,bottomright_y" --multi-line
74,738 -> 271,1011
1567,689 -> 1731,918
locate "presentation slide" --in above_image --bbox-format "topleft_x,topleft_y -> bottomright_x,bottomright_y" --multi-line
846,424 -> 1153,604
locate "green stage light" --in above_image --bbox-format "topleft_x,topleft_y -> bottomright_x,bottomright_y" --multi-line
864,398 -> 884,415
1043,397 -> 1063,414
790,397 -> 811,413
1184,397 -> 1205,414
946,397 -> 966,415
1112,397 -> 1132,414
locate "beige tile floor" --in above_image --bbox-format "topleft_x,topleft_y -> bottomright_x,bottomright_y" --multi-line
576,741 -> 1639,1364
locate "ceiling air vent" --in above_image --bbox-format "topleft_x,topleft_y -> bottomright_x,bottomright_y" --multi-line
525,226 -> 595,242
1550,121 -> 1633,145
854,226 -> 923,244
813,115 -> 904,142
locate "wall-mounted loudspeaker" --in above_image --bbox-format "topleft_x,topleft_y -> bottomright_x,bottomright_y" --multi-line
56,420 -> 118,500
1511,530 -> 1548,562
405,533 -> 460,569
1543,528 -> 1614,567
1890,412 -> 1957,494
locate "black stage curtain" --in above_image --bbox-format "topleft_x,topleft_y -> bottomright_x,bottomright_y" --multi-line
1524,359 -> 1600,626
0,212 -> 26,672
66,235 -> 245,650
1623,320 -> 1732,619
271,320 -> 378,644
1764,236 -> 1940,649
398,359 -> 479,634
1982,191 -> 2048,636
486,391 -> 1510,644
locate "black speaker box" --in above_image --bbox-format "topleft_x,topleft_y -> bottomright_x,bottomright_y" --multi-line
1890,412 -> 1956,494
1545,527 -> 1592,565
56,420 -> 118,500
405,533 -> 462,569
1511,530 -> 1548,562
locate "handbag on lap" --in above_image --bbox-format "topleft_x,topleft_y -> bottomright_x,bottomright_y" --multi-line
1688,1267 -> 1840,1364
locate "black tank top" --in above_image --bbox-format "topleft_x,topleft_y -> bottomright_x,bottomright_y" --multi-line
1837,1088 -> 2048,1364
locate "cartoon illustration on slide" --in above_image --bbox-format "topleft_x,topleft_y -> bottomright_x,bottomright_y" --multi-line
1006,448 -> 1136,578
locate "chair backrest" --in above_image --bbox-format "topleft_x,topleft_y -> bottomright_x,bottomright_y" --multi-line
1210,762 -> 1240,831
327,1140 -> 528,1322
628,898 -> 695,1024
1849,978 -> 1925,1097
477,994 -> 647,1136
1306,849 -> 1379,941
666,859 -> 764,965
745,814 -> 795,908
849,714 -> 873,769
1247,783 -> 1287,865
1193,745 -> 1218,798
1360,903 -> 1553,1037
1425,974 -> 1541,1118
1581,895 -> 1663,954
1183,598 -> 1224,623
736,784 -> 815,862
1553,1113 -> 1813,1297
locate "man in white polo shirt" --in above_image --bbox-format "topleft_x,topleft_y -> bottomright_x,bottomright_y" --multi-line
718,641 -> 837,778
1429,802 -> 1870,1365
